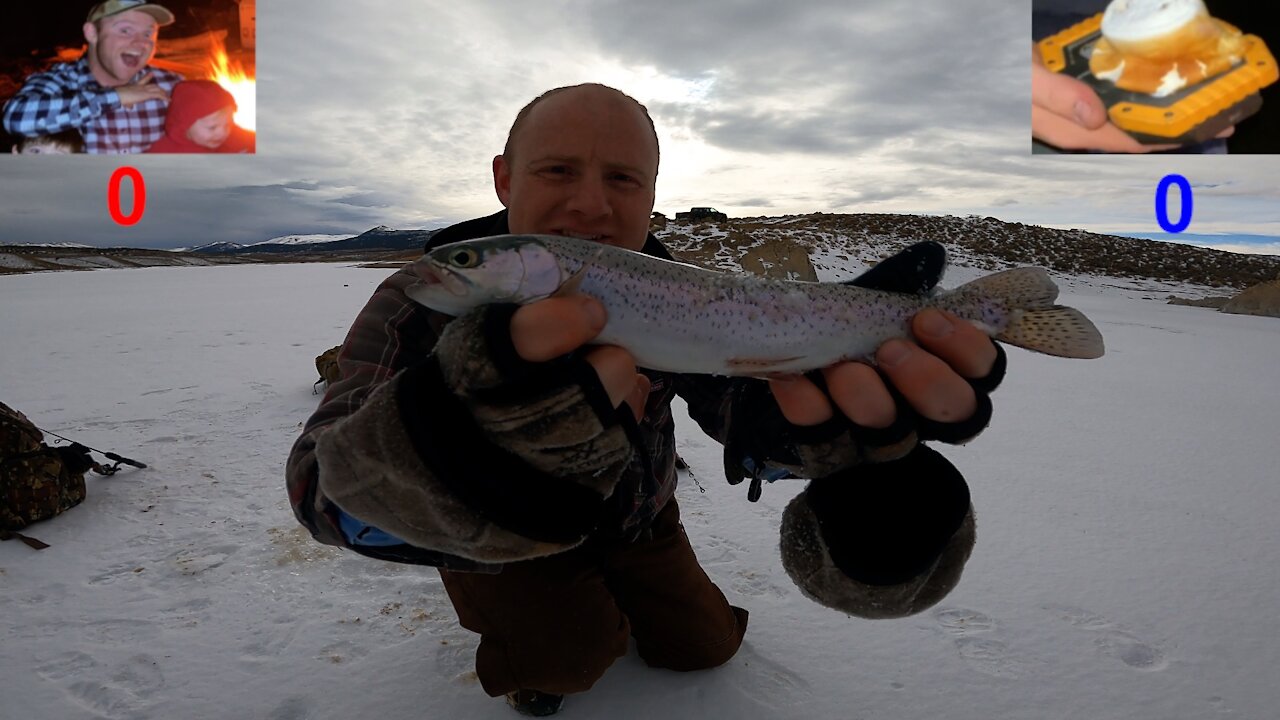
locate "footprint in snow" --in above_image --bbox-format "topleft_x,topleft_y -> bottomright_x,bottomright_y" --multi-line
241,616 -> 301,661
434,633 -> 481,684
730,640 -> 813,713
268,696 -> 317,720
932,607 -> 1022,679
697,534 -> 746,568
1043,604 -> 1168,672
54,653 -> 165,720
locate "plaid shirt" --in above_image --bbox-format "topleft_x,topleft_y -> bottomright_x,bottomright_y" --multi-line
2,58 -> 182,154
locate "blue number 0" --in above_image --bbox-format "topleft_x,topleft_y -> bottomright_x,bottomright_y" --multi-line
1155,174 -> 1193,233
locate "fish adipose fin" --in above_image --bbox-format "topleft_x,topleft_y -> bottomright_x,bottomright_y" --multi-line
949,267 -> 1105,360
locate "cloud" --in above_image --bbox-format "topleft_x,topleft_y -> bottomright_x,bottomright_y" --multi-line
1,0 -> 1277,248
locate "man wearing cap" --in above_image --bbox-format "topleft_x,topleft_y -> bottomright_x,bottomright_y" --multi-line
2,1 -> 182,154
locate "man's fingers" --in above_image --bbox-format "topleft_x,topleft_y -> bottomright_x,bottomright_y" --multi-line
768,375 -> 834,427
911,310 -> 998,379
137,71 -> 154,85
582,346 -> 640,409
1032,105 -> 1179,152
510,295 -> 605,362
875,339 -> 977,424
1031,63 -> 1106,130
623,372 -> 651,422
821,362 -> 896,428
508,295 -> 642,414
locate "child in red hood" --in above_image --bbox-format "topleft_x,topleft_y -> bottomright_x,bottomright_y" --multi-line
146,79 -> 254,153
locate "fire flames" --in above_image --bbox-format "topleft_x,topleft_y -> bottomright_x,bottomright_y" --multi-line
207,44 -> 255,132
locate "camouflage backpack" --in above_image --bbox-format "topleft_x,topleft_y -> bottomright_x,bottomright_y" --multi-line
1,401 -> 93,549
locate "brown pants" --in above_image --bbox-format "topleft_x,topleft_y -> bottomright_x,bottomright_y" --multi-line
439,498 -> 749,697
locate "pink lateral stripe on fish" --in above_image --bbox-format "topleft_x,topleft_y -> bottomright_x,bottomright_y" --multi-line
406,234 -> 1105,376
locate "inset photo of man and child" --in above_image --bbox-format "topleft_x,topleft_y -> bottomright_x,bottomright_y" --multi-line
2,0 -> 255,155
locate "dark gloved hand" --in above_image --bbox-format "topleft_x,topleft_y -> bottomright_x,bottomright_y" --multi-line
780,444 -> 977,618
431,303 -> 634,516
723,242 -> 1006,499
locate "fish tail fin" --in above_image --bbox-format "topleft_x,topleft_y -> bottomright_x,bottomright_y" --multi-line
946,267 -> 1105,359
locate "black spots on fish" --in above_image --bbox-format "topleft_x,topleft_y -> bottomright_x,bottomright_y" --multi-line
936,266 -> 1102,358
995,306 -> 1105,359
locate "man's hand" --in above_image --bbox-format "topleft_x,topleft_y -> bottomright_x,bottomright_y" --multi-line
115,72 -> 170,108
1031,48 -> 1233,152
510,294 -> 649,422
1031,50 -> 1178,152
769,309 -> 998,429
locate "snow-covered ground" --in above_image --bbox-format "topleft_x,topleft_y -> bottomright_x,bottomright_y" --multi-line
2,260 -> 1278,720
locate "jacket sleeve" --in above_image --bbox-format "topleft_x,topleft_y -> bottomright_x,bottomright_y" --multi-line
284,265 -> 604,568
1,66 -> 117,137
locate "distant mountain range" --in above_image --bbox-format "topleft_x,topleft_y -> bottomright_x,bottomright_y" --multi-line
4,214 -> 1279,290
1112,232 -> 1280,249
182,225 -> 439,254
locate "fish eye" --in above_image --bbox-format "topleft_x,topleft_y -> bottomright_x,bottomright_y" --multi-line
448,248 -> 480,268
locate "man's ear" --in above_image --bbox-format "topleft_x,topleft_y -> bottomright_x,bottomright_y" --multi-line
84,22 -> 98,45
492,154 -> 511,208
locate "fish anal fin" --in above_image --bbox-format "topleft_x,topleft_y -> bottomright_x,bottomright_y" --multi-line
727,356 -> 806,375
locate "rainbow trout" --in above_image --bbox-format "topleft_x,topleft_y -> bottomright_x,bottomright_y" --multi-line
406,234 -> 1104,375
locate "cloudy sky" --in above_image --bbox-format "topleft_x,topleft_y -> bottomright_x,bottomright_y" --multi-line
1,0 -> 1277,253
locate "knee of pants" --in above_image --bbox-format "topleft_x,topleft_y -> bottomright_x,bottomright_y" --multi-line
477,611 -> 632,696
640,605 -> 749,672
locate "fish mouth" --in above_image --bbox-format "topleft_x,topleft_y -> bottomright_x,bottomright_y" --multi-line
416,261 -> 470,297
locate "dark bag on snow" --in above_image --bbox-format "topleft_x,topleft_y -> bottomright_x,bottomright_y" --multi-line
315,345 -> 342,390
1,401 -> 93,549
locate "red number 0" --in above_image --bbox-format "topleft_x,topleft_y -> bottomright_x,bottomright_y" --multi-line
107,166 -> 146,226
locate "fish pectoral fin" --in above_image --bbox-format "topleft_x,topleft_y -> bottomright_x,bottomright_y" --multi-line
551,246 -> 604,298
551,265 -> 587,297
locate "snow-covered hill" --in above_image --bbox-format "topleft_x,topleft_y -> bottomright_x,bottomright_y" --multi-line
249,234 -> 353,247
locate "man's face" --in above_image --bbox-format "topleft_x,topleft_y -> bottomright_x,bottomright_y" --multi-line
187,107 -> 234,149
494,88 -> 658,252
83,10 -> 159,87
16,143 -> 74,155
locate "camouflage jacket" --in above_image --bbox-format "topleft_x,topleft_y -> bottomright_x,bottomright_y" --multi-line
285,212 -> 743,572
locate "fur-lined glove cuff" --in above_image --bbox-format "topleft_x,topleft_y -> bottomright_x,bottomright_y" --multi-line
780,444 -> 976,618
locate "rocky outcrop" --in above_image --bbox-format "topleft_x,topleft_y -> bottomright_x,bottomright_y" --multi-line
738,236 -> 818,281
1219,279 -> 1280,318
1167,295 -> 1231,308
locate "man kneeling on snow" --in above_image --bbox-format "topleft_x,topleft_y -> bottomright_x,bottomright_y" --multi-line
287,83 -> 1002,716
